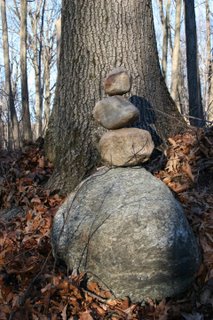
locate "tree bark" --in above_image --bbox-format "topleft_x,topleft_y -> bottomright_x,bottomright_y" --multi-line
43,45 -> 51,131
1,0 -> 20,149
184,0 -> 204,127
170,0 -> 182,110
56,17 -> 61,70
45,0 -> 186,193
205,0 -> 213,122
20,0 -> 32,142
29,0 -> 46,138
161,0 -> 171,80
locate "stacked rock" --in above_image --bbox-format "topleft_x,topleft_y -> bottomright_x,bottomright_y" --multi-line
93,68 -> 154,166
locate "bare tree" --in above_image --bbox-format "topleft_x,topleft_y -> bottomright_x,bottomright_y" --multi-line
178,47 -> 189,115
0,0 -> 20,148
158,0 -> 171,80
20,0 -> 32,142
184,0 -> 204,127
205,0 -> 213,122
42,10 -> 57,132
55,17 -> 61,70
170,0 -> 182,111
28,0 -> 46,138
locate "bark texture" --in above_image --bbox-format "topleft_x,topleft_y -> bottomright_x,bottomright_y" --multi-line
45,0 -> 186,193
43,45 -> 51,131
29,0 -> 46,138
1,0 -> 20,149
205,0 -> 213,122
20,0 -> 32,142
184,0 -> 204,127
56,17 -> 61,70
160,0 -> 171,80
170,0 -> 182,109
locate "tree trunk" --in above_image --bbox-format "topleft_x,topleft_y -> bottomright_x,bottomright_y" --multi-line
56,17 -> 61,70
20,0 -> 32,142
43,45 -> 51,131
161,0 -> 171,80
170,0 -> 182,110
184,0 -> 204,127
29,0 -> 45,138
208,61 -> 213,122
205,0 -> 213,122
45,0 -> 186,193
178,49 -> 188,115
1,0 -> 20,149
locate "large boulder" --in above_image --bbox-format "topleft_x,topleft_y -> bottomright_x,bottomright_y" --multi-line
99,128 -> 154,166
104,67 -> 131,95
93,96 -> 139,129
52,167 -> 200,301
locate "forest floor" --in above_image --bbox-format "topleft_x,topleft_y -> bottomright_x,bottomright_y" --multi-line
0,127 -> 212,320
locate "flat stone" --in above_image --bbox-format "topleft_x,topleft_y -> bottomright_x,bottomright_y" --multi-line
99,128 -> 154,166
52,167 -> 200,301
93,96 -> 139,129
104,67 -> 131,95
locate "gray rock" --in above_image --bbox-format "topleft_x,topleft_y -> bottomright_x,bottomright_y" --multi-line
104,67 -> 131,95
0,207 -> 24,222
99,128 -> 154,166
93,96 -> 139,129
52,167 -> 200,301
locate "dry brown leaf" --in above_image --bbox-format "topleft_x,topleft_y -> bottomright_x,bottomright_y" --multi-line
166,156 -> 179,173
171,183 -> 190,193
61,304 -> 68,320
182,162 -> 195,182
38,156 -> 45,168
107,299 -> 118,307
168,137 -> 177,147
41,283 -> 52,293
79,310 -> 94,320
31,197 -> 42,204
91,302 -> 106,316
124,304 -> 137,316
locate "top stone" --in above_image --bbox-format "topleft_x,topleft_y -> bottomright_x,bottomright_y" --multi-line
104,67 -> 131,95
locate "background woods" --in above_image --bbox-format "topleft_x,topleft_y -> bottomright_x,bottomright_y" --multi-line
0,0 -> 60,149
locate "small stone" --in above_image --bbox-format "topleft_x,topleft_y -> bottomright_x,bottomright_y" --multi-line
99,128 -> 154,166
93,96 -> 139,129
104,67 -> 131,95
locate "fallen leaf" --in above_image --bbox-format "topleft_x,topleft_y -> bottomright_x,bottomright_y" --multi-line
61,304 -> 68,320
79,310 -> 94,320
182,162 -> 195,182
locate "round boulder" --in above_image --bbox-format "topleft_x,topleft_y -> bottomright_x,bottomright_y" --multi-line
52,168 -> 200,301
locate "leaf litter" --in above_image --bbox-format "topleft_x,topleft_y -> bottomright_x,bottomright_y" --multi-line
0,128 -> 212,319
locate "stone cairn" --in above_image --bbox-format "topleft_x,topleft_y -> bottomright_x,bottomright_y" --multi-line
92,67 -> 155,166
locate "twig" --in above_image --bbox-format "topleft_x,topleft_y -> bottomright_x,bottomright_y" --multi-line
19,250 -> 52,307
82,288 -> 111,304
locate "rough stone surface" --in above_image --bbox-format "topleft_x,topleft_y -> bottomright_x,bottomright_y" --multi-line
52,167 -> 200,301
0,207 -> 24,222
93,96 -> 139,129
99,128 -> 154,166
104,67 -> 131,95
